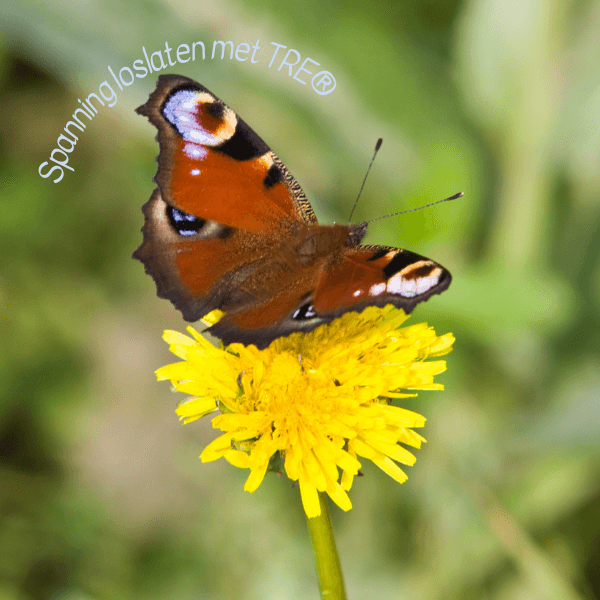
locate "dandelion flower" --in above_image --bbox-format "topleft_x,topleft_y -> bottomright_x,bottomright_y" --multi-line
156,306 -> 453,518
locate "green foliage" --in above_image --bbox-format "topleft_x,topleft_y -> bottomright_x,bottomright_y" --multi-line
1,1 -> 599,599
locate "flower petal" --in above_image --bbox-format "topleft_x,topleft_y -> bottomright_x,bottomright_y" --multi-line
299,478 -> 321,518
158,306 -> 453,518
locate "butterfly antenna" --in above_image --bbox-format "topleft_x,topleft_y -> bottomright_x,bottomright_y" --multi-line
348,138 -> 383,222
366,191 -> 463,223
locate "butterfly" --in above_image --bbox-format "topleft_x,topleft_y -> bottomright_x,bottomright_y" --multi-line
134,74 -> 451,349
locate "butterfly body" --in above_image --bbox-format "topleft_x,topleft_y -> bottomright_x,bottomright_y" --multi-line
134,74 -> 451,349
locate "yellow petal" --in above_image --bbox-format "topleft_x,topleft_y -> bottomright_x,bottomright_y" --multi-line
224,449 -> 251,468
176,397 -> 218,420
201,434 -> 234,462
244,461 -> 269,492
326,480 -> 352,512
300,478 -> 321,519
371,454 -> 408,484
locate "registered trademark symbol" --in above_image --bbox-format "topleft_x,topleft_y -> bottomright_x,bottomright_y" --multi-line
311,71 -> 336,95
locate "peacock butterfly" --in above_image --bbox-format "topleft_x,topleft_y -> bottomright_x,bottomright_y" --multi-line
134,74 -> 452,349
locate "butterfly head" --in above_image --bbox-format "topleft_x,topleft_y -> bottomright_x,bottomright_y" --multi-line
346,221 -> 368,247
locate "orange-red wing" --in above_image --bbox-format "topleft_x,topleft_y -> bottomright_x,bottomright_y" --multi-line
206,244 -> 452,350
133,189 -> 276,322
313,246 -> 451,317
136,74 -> 317,232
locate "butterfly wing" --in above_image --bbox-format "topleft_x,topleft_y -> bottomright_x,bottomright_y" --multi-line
135,75 -> 452,349
207,242 -> 451,349
312,244 -> 451,317
134,74 -> 317,321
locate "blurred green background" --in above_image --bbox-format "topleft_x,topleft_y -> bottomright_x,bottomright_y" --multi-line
2,0 -> 599,599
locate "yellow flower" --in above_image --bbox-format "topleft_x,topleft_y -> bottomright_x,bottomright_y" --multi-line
156,306 -> 454,519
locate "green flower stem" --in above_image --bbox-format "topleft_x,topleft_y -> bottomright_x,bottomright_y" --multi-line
306,491 -> 347,600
